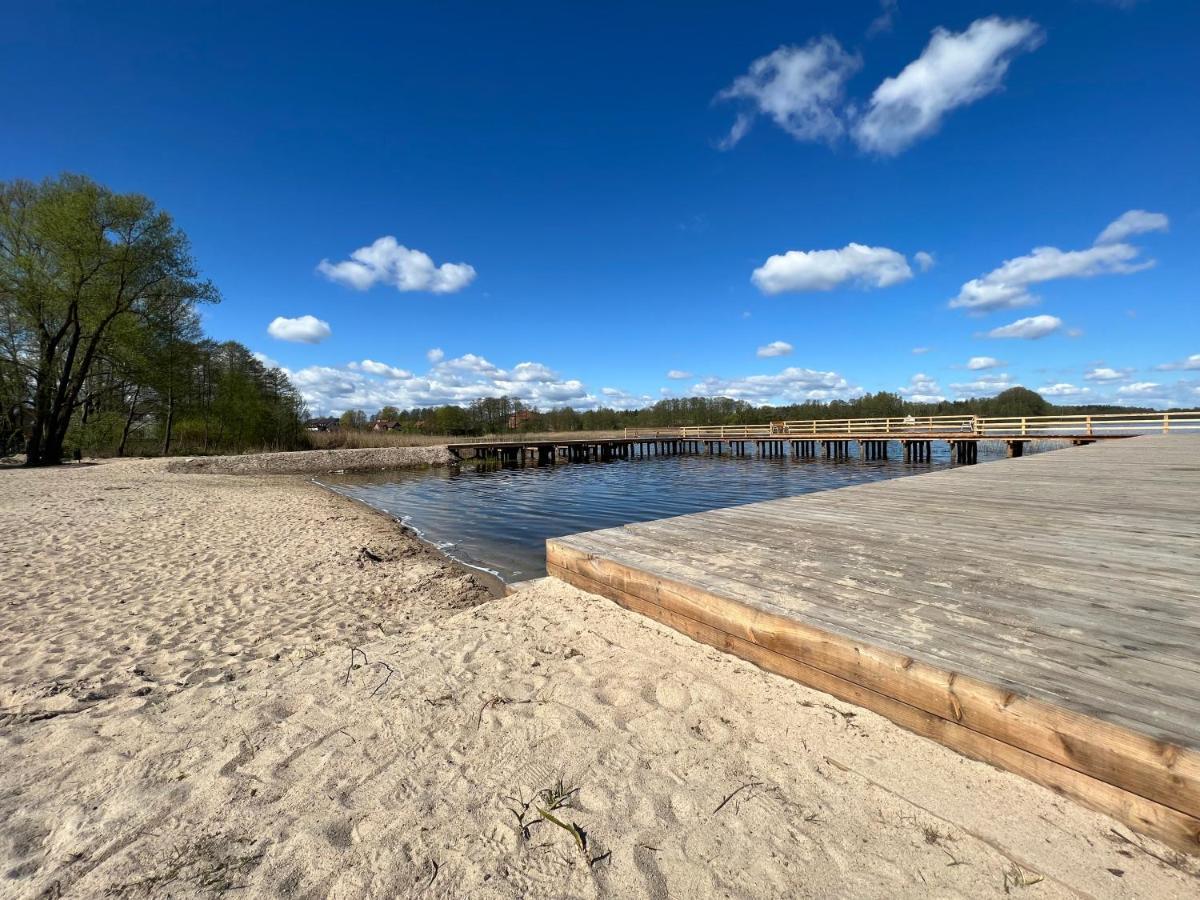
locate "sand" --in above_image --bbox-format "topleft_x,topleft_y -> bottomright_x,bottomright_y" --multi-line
166,445 -> 454,476
1,459 -> 1195,898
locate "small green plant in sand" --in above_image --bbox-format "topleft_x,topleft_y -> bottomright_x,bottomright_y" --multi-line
506,778 -> 607,866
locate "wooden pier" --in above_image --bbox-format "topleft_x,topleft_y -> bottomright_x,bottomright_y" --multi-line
546,435 -> 1200,853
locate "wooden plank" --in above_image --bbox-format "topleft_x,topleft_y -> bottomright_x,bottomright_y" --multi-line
547,551 -> 1200,856
546,540 -> 1200,827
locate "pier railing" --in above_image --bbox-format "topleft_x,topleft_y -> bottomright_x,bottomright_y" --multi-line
625,410 -> 1200,439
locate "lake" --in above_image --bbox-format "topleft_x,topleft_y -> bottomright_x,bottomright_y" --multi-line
319,441 -> 1020,583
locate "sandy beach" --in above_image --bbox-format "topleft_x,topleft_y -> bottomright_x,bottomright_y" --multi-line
1,458 -> 1195,898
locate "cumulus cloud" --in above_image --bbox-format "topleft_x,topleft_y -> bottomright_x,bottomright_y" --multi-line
267,315 -> 331,344
752,243 -> 913,294
317,236 -> 476,294
350,359 -> 411,378
950,243 -> 1150,312
757,340 -> 794,358
426,347 -> 445,363
966,356 -> 1003,370
253,351 -> 282,370
1117,381 -> 1163,397
1155,353 -> 1200,371
950,210 -> 1165,313
600,387 -> 656,410
854,17 -> 1042,154
914,251 -> 935,272
666,369 -> 693,379
899,373 -> 946,403
288,352 -> 597,415
950,372 -> 1016,399
688,368 -> 863,404
985,314 -> 1063,339
1095,209 -> 1169,245
716,37 -> 862,149
1084,366 -> 1131,382
1038,383 -> 1092,398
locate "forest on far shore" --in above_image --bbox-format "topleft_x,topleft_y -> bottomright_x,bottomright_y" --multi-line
326,387 -> 1162,437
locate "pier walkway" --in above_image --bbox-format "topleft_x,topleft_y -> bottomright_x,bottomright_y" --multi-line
546,435 -> 1200,853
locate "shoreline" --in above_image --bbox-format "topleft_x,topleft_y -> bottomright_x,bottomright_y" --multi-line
0,457 -> 1194,897
310,474 -> 509,599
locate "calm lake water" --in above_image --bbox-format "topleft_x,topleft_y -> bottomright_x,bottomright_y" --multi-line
320,441 -> 1017,583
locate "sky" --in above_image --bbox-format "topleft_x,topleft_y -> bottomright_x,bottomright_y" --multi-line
3,0 -> 1198,414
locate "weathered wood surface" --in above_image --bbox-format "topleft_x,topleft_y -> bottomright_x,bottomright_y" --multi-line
546,435 -> 1200,853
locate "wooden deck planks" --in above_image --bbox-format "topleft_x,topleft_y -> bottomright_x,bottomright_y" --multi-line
545,435 -> 1200,853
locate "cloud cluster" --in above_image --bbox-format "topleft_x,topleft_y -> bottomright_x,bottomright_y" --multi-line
1084,366 -> 1131,382
752,243 -> 913,294
267,315 -> 331,344
719,17 -> 1041,155
1155,353 -> 1200,371
950,210 -> 1167,313
687,368 -> 863,404
318,236 -> 476,294
899,373 -> 946,403
1037,383 -> 1092,398
666,369 -> 693,380
950,372 -> 1016,398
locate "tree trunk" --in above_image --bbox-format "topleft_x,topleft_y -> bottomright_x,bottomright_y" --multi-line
117,385 -> 141,457
160,388 -> 174,456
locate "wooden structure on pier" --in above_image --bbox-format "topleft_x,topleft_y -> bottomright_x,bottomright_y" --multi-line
547,436 -> 1200,853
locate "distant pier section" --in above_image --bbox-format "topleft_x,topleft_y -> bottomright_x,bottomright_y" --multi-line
447,411 -> 1200,465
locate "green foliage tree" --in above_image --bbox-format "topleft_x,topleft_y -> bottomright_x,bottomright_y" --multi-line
0,174 -> 218,465
339,409 -> 369,430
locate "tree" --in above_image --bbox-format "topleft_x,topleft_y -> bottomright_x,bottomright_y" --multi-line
339,409 -> 368,430
0,175 -> 218,465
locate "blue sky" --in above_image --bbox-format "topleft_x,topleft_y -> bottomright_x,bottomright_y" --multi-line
3,1 -> 1198,413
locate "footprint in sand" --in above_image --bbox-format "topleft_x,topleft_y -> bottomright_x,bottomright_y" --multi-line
651,677 -> 691,711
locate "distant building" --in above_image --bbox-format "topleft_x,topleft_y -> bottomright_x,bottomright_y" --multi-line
372,420 -> 401,432
305,417 -> 339,432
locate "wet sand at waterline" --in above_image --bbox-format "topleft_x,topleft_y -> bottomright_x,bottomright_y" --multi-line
0,458 -> 1194,897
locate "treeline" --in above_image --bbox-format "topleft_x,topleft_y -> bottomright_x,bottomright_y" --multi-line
335,387 -> 1155,437
1,174 -> 309,464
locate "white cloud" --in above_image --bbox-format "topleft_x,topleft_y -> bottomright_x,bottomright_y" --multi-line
716,37 -> 861,148
1084,366 -> 1131,382
950,243 -> 1150,312
1117,381 -> 1163,397
950,372 -> 1016,399
666,369 -> 693,379
1155,353 -> 1200,371
899,373 -> 946,403
752,243 -> 913,294
600,387 -> 656,410
426,347 -> 445,363
914,251 -> 935,272
288,352 -> 599,415
911,346 -> 931,355
267,315 -> 332,344
252,351 -> 282,369
853,17 -> 1043,155
985,314 -> 1063,339
757,340 -> 794,358
951,209 -> 1165,313
966,356 -> 1003,370
317,236 -> 476,294
1095,209 -> 1169,245
1038,383 -> 1091,398
351,359 -> 411,378
688,368 -> 863,404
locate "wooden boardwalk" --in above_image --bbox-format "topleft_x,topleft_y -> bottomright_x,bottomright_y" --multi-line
546,435 -> 1200,853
